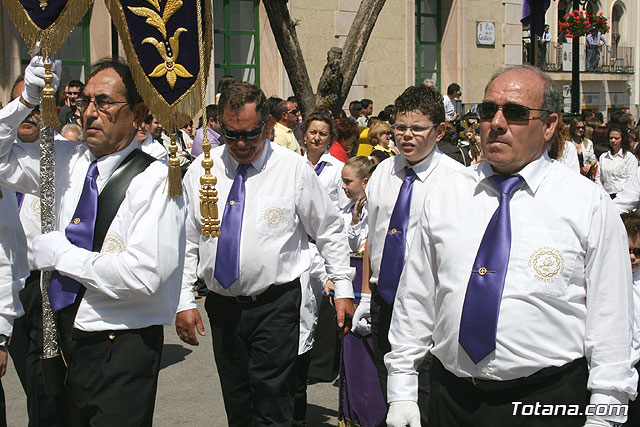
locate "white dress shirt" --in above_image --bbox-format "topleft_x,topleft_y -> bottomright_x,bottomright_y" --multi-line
0,97 -> 188,332
0,186 -> 28,336
18,193 -> 41,270
558,141 -> 580,172
596,149 -> 638,195
178,141 -> 354,312
632,270 -> 640,365
342,201 -> 368,253
298,247 -> 327,354
140,134 -> 168,163
385,153 -> 637,420
614,168 -> 640,213
366,147 -> 463,287
580,138 -> 597,167
443,95 -> 456,120
305,150 -> 350,210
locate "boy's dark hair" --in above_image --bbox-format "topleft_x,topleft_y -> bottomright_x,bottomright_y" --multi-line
622,211 -> 640,237
394,85 -> 445,125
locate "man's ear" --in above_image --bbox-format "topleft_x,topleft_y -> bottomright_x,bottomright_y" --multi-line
132,103 -> 147,130
543,113 -> 559,143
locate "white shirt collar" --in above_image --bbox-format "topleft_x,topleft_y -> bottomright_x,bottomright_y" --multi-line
475,150 -> 553,195
222,138 -> 273,174
392,146 -> 444,183
93,136 -> 141,181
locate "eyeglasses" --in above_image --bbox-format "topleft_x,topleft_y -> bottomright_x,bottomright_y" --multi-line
392,123 -> 439,134
220,121 -> 266,141
287,109 -> 299,115
76,97 -> 129,113
630,248 -> 640,257
477,102 -> 552,122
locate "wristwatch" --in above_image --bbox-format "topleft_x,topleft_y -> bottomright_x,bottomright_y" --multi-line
0,334 -> 10,348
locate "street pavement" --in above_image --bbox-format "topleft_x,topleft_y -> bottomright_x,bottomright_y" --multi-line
4,298 -> 340,426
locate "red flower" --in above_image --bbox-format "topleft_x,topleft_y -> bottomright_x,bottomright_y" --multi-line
599,12 -> 604,16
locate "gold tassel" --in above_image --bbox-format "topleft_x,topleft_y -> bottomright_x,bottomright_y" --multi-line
196,0 -> 219,237
40,61 -> 58,128
168,132 -> 183,197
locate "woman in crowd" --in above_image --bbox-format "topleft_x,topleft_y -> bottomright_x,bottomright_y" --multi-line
596,124 -> 637,198
569,118 -> 597,180
329,118 -> 360,162
549,120 -> 579,172
368,121 -> 395,162
302,110 -> 349,210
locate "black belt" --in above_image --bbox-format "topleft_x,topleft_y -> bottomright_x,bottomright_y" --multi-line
72,325 -> 162,344
438,356 -> 587,392
210,279 -> 300,305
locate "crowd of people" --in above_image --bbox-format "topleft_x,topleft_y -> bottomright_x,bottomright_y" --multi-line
1,51 -> 640,427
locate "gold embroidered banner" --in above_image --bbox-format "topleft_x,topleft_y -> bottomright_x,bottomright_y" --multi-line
104,0 -> 212,129
2,0 -> 93,56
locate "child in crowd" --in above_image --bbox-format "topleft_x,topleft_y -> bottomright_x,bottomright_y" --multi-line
341,156 -> 374,252
621,211 -> 640,424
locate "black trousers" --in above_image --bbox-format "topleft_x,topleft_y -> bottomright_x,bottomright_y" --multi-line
293,350 -> 312,427
63,325 -> 164,427
371,288 -> 431,426
307,294 -> 340,382
8,271 -> 69,426
429,356 -> 590,427
205,281 -> 301,427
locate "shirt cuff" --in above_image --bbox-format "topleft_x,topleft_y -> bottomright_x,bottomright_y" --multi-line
176,284 -> 197,313
0,316 -> 13,337
589,390 -> 629,423
333,279 -> 354,299
387,373 -> 419,403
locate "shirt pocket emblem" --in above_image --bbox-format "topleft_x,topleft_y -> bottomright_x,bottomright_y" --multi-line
101,235 -> 126,253
256,196 -> 292,235
31,198 -> 41,216
264,206 -> 284,229
528,246 -> 565,283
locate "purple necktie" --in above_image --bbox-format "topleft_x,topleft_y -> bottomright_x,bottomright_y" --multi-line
214,163 -> 249,289
49,161 -> 99,312
16,192 -> 24,211
459,174 -> 523,364
314,161 -> 327,176
377,167 -> 417,304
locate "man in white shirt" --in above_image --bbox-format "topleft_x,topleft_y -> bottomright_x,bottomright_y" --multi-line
353,84 -> 463,425
175,82 -> 354,426
0,186 -> 28,426
0,57 -> 187,426
443,83 -> 461,122
385,65 -> 637,427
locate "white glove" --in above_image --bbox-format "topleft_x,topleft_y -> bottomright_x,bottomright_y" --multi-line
584,418 -> 617,427
22,55 -> 62,105
386,400 -> 421,427
351,293 -> 371,334
33,231 -> 73,271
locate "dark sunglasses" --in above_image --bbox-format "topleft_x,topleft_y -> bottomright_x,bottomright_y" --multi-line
220,121 -> 266,141
630,248 -> 640,257
287,109 -> 299,115
477,102 -> 552,122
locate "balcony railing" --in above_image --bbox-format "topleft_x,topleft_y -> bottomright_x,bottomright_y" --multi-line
522,41 -> 634,74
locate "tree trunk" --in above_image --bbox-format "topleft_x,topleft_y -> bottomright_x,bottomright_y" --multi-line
262,0 -> 387,117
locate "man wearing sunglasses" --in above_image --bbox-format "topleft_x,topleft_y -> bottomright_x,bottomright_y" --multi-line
0,56 -> 187,425
386,65 -> 636,427
273,100 -> 302,154
176,82 -> 354,426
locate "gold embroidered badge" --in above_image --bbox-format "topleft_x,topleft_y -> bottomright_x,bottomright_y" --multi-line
264,207 -> 284,229
528,247 -> 565,283
101,235 -> 126,254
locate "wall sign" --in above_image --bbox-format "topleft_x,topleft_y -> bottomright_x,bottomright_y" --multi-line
477,21 -> 495,47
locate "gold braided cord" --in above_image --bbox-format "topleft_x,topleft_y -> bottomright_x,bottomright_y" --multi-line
2,0 -> 93,57
40,61 -> 58,127
103,0 -> 212,133
197,0 -> 219,237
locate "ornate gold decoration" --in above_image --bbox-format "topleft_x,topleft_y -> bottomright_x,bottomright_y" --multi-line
101,235 -> 126,253
529,246 -> 565,281
264,207 -> 284,229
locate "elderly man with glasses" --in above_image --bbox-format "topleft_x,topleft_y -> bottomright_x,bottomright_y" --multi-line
0,56 -> 187,426
175,82 -> 354,427
385,65 -> 637,427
